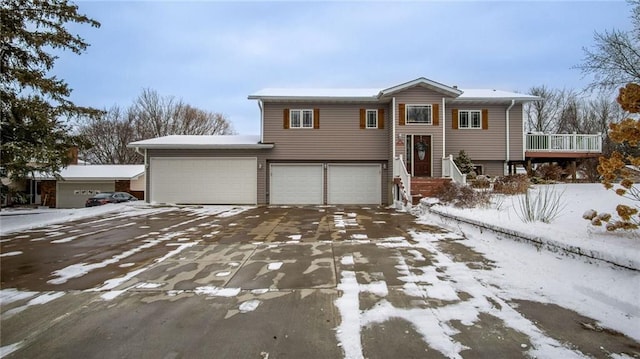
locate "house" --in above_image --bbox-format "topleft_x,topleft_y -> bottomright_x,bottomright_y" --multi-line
33,164 -> 145,208
128,77 -> 601,206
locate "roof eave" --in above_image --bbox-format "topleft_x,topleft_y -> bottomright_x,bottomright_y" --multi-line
248,95 -> 379,102
126,143 -> 275,150
450,96 -> 541,103
33,175 -> 144,181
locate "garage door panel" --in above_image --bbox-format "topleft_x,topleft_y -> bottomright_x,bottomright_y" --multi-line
328,164 -> 381,205
270,164 -> 323,205
150,158 -> 256,204
57,182 -> 115,209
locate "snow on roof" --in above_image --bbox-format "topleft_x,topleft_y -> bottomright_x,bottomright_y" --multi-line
249,88 -> 380,99
128,135 -> 274,149
34,165 -> 145,181
456,89 -> 540,101
249,82 -> 539,102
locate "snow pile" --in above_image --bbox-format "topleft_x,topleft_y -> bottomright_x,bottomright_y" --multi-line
419,184 -> 640,270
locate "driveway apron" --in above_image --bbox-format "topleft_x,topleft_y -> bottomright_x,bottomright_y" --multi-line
1,206 -> 637,358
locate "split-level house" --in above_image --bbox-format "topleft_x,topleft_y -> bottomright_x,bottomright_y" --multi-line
128,77 -> 602,206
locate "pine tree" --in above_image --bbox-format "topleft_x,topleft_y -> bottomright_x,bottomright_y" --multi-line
1,0 -> 100,181
454,150 -> 476,176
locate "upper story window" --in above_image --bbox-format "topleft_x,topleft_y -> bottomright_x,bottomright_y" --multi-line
290,109 -> 313,128
459,110 -> 482,129
366,109 -> 378,128
406,105 -> 432,124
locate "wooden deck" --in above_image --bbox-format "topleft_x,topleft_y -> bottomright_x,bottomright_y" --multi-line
525,133 -> 602,159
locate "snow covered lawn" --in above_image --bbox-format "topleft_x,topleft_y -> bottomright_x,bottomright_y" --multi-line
422,183 -> 640,270
0,203 -> 138,236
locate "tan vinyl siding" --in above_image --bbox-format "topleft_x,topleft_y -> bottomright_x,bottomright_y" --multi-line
445,104 -> 513,161
263,103 -> 391,160
445,103 -> 525,162
509,104 -> 525,161
473,160 -> 506,177
393,86 -> 447,178
146,149 -> 270,204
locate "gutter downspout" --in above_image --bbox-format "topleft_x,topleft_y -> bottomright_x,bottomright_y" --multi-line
442,97 -> 446,161
392,97 -> 396,159
258,100 -> 264,143
505,100 -> 515,175
134,147 -> 148,202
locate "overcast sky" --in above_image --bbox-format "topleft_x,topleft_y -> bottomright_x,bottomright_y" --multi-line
55,1 -> 633,135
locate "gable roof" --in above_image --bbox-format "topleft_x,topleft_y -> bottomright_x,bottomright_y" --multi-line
34,165 -> 145,181
128,135 -> 274,149
379,77 -> 463,97
248,77 -> 537,102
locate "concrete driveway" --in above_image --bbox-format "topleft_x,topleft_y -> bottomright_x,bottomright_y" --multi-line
1,205 -> 637,358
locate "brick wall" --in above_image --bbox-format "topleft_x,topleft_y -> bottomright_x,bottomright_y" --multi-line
115,180 -> 144,200
40,180 -> 56,208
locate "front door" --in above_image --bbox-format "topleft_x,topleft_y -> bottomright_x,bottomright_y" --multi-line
412,135 -> 431,176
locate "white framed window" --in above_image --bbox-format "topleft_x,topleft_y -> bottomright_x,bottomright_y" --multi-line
406,105 -> 432,124
290,109 -> 313,128
459,110 -> 481,129
366,109 -> 378,128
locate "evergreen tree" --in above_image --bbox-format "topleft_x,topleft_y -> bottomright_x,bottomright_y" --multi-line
453,150 -> 476,176
1,0 -> 100,180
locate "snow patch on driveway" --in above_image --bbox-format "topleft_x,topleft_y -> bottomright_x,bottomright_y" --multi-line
194,286 -> 241,297
0,251 -> 22,257
239,299 -> 261,313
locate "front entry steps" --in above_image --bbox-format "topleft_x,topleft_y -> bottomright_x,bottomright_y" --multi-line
410,177 -> 451,205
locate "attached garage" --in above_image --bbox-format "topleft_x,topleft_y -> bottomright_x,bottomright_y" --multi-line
327,164 -> 381,205
270,164 -> 323,205
269,163 -> 382,205
57,182 -> 115,208
34,165 -> 145,208
150,157 -> 257,204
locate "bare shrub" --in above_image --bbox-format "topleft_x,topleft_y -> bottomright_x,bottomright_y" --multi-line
535,163 -> 566,181
493,175 -> 530,195
470,175 -> 491,190
434,181 -> 490,208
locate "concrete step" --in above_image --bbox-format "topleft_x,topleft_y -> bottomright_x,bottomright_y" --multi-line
410,178 -> 451,204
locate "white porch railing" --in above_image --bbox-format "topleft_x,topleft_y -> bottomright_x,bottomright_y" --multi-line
442,155 -> 467,185
394,155 -> 411,205
526,133 -> 602,153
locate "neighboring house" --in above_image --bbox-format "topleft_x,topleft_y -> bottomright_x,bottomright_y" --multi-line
33,165 -> 145,208
129,77 -> 602,206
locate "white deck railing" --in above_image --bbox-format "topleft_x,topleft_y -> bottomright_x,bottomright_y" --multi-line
526,133 -> 602,153
394,155 -> 411,205
442,155 -> 467,185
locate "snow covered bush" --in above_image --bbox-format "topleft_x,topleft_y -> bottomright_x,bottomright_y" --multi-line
470,175 -> 491,190
434,181 -> 490,208
584,207 -> 638,231
493,174 -> 530,195
514,186 -> 566,224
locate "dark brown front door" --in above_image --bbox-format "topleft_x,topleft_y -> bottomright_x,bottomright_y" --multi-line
413,135 -> 431,176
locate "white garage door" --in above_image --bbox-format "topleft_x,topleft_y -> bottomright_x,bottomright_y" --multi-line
270,164 -> 323,205
328,164 -> 381,205
57,181 -> 115,209
150,157 -> 257,204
